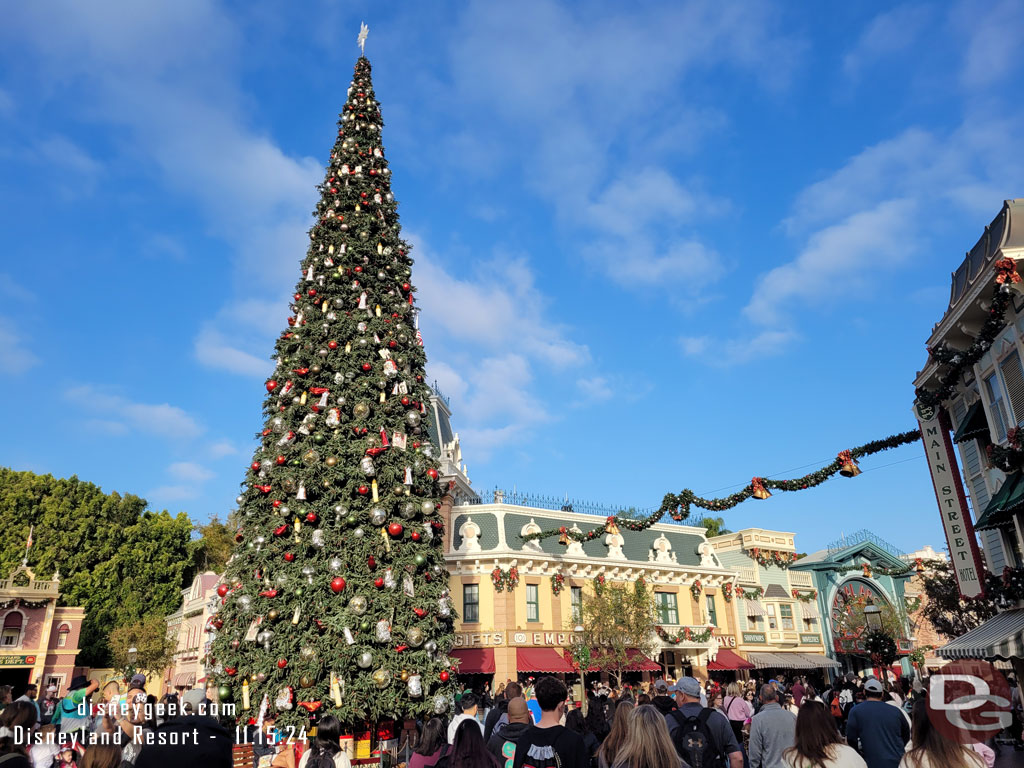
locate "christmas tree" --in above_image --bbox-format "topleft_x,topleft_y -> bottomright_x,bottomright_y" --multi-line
208,45 -> 456,728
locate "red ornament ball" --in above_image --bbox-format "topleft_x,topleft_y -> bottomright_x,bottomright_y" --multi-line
251,461 -> 260,471
354,266 -> 363,273
427,468 -> 439,480
361,362 -> 372,372
439,670 -> 450,683
357,485 -> 369,496
225,667 -> 237,677
367,556 -> 377,569
330,577 -> 347,593
276,455 -> 286,465
284,552 -> 295,562
387,522 -> 404,537
402,282 -> 411,292
374,577 -> 385,589
216,584 -> 229,597
411,531 -> 421,542
306,512 -> 318,523
277,659 -> 288,669
400,396 -> 411,406
266,380 -> 278,392
328,341 -> 339,350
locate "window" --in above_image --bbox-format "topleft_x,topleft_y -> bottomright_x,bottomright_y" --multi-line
766,604 -> 777,630
985,372 -> 1009,440
780,604 -> 794,630
526,585 -> 539,622
570,587 -> 583,625
656,592 -> 679,625
2,612 -> 23,647
57,624 -> 70,648
1000,350 -> 1024,425
463,584 -> 480,623
706,595 -> 718,627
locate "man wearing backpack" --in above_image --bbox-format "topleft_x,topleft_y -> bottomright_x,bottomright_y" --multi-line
54,676 -> 99,737
512,677 -> 588,768
748,685 -> 795,768
666,677 -> 743,768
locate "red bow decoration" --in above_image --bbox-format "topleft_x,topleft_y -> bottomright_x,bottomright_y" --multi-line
298,701 -> 322,713
996,257 -> 1022,284
259,589 -> 279,598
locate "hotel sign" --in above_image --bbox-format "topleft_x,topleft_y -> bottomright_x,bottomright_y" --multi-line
0,655 -> 35,666
914,401 -> 986,598
742,632 -> 766,644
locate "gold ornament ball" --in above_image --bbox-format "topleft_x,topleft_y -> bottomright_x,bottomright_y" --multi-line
371,668 -> 391,689
326,456 -> 338,467
400,669 -> 410,682
267,609 -> 279,621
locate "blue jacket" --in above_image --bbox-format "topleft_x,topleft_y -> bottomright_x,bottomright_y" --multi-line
845,700 -> 910,768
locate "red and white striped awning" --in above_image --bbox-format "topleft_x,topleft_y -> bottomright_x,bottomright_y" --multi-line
800,602 -> 820,620
742,599 -> 766,617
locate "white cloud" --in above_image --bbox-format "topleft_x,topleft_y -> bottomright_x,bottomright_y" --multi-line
953,0 -> 1024,89
0,316 -> 39,374
194,299 -> 286,377
147,484 -> 198,503
207,440 -> 238,459
0,274 -> 34,302
168,461 -> 215,483
843,5 -> 929,78
35,135 -> 101,178
65,384 -> 203,439
195,328 -> 272,378
682,329 -> 798,366
577,376 -> 613,402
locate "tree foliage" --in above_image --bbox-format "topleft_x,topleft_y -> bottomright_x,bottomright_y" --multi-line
699,517 -> 731,538
918,559 -> 999,638
190,516 -> 235,574
109,614 -> 175,678
580,580 -> 658,685
0,468 -> 194,666
832,591 -> 908,639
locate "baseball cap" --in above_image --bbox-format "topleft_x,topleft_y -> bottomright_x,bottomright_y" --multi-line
654,679 -> 670,693
182,687 -> 207,714
129,673 -> 146,689
674,677 -> 702,697
863,678 -> 884,693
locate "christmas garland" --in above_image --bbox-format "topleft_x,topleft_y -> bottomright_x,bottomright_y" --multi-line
917,263 -> 1019,409
988,427 -> 1024,472
791,589 -> 817,603
863,630 -> 899,666
656,625 -> 714,645
908,645 -> 933,668
490,567 -> 519,592
690,580 -> 703,601
551,573 -> 565,596
749,548 -> 799,569
831,562 -> 912,578
0,598 -> 50,611
722,583 -> 733,603
524,431 -> 922,544
735,586 -> 763,600
903,595 -> 923,614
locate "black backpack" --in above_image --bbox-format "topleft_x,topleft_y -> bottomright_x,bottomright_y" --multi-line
669,708 -> 725,768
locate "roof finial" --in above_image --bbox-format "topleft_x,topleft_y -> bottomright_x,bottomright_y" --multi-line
358,22 -> 369,54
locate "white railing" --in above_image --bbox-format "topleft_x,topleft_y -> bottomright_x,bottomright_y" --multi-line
790,572 -> 814,587
736,567 -> 758,583
0,579 -> 59,596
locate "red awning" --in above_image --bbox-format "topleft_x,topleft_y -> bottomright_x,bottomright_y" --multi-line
451,648 -> 496,675
517,648 -> 576,673
588,649 -> 661,672
707,649 -> 755,671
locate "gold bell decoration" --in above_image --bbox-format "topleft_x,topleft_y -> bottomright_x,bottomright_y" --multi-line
605,517 -> 620,536
751,477 -> 772,500
837,450 -> 862,477
558,526 -> 569,546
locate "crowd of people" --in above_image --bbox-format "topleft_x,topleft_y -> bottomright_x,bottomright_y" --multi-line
0,670 -> 1019,768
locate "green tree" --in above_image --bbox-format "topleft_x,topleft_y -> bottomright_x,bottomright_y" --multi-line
0,468 -> 193,666
190,516 -> 235,574
207,54 -> 454,728
109,614 -> 175,679
580,579 -> 658,686
918,559 -> 999,638
699,517 -> 731,537
832,592 -> 908,640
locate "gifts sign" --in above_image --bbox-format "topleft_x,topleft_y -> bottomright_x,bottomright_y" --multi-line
914,401 -> 986,598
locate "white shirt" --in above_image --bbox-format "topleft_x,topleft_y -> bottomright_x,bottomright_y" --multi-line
447,712 -> 483,744
785,744 -> 867,768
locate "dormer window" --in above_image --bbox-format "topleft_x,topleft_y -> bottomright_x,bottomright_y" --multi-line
57,624 -> 70,648
2,612 -> 23,647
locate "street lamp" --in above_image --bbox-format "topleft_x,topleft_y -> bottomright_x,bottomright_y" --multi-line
863,598 -> 882,631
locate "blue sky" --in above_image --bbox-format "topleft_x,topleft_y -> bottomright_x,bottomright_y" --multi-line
0,0 -> 1021,555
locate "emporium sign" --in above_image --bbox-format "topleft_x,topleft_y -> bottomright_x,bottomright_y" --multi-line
453,632 -> 584,647
914,401 -> 986,598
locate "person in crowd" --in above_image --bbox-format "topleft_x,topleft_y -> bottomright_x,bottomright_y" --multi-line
749,684 -> 796,768
723,682 -> 753,744
0,700 -> 37,767
297,715 -> 351,768
666,677 -> 742,768
584,696 -> 609,743
845,679 -> 909,768
91,680 -> 121,736
485,682 -> 522,742
411,718 -> 449,768
111,677 -> 151,765
782,695 -> 799,716
481,683 -> 494,719
487,698 -> 531,767
54,746 -> 79,768
29,723 -> 61,768
801,687 -> 821,706
56,677 -> 99,736
899,700 -> 986,768
40,685 -> 58,725
782,700 -> 864,768
495,683 -> 507,701
444,719 -> 500,768
0,686 -> 12,714
597,701 -> 633,768
512,677 -> 588,768
713,693 -> 725,715
610,704 -> 683,768
565,709 -> 599,762
449,693 -> 484,744
652,680 -> 677,717
134,687 -> 231,768
79,744 -> 125,768
637,694 -> 651,707
13,684 -> 40,722
790,679 -> 805,709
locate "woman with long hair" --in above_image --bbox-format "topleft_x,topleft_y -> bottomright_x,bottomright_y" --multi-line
782,701 -> 864,768
585,696 -> 610,743
598,700 -> 633,768
80,744 -> 124,768
411,718 -> 448,768
298,715 -> 351,768
900,700 -> 987,768
610,704 -> 682,768
566,708 -> 600,761
0,700 -> 37,767
449,719 -> 500,768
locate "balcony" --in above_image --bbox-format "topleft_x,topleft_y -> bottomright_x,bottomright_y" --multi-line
736,567 -> 758,584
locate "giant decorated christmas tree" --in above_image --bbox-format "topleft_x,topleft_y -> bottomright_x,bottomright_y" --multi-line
208,44 -> 456,728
